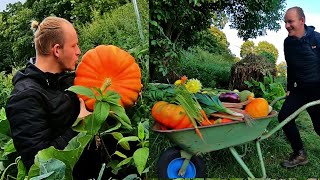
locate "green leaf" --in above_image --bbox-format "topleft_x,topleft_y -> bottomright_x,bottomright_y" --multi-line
2,139 -> 16,157
102,122 -> 122,133
0,108 -> 10,138
150,20 -> 158,27
115,157 -> 132,168
110,105 -> 131,125
72,117 -> 84,127
133,147 -> 149,175
114,151 -> 127,159
110,132 -> 130,150
17,158 -> 27,180
30,172 -> 54,180
118,136 -> 139,144
28,132 -> 92,179
72,114 -> 98,135
93,87 -> 103,97
38,158 -> 66,180
0,107 -> 6,120
103,91 -> 121,105
123,174 -> 138,180
67,86 -> 95,98
93,101 -> 110,124
137,122 -> 144,140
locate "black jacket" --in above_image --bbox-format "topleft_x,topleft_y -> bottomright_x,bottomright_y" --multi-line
284,25 -> 320,91
5,61 -> 80,169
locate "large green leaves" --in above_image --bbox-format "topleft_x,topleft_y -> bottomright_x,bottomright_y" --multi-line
133,147 -> 148,175
28,132 -> 92,179
67,86 -> 95,99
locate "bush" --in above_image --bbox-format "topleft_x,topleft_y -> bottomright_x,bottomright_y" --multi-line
229,53 -> 276,91
77,0 -> 149,55
0,71 -> 16,107
175,47 -> 235,88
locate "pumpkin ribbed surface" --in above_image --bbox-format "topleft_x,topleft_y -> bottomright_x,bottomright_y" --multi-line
244,98 -> 269,118
151,101 -> 193,129
74,45 -> 142,110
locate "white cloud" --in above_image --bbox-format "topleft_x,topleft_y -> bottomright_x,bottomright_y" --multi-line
223,13 -> 320,64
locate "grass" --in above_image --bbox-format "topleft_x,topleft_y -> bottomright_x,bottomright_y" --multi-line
148,110 -> 320,178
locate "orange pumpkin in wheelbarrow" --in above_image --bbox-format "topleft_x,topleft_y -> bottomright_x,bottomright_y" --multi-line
151,101 -> 193,129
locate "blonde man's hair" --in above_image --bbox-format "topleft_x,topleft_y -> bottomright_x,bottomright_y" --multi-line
31,16 -> 70,55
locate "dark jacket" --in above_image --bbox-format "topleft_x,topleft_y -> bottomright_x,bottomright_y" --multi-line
284,25 -> 320,91
5,61 -> 80,169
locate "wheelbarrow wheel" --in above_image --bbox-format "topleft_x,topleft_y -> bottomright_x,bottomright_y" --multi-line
157,146 -> 205,178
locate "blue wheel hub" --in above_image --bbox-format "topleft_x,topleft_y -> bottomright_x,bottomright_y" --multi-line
167,158 -> 196,178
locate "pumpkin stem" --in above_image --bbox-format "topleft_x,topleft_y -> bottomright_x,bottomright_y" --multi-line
101,78 -> 112,91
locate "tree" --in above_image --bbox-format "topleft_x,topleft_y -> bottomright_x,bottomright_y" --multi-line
150,0 -> 285,80
226,0 -> 286,40
240,40 -> 255,58
208,26 -> 229,49
192,26 -> 230,54
256,41 -> 279,63
0,0 -> 131,72
150,0 -> 285,46
240,40 -> 279,64
276,61 -> 287,77
0,2 -> 34,72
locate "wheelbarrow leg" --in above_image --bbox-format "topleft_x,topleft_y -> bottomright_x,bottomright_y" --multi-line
178,150 -> 193,177
256,140 -> 267,178
229,147 -> 255,178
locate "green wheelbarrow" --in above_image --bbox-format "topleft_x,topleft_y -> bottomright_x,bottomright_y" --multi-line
152,96 -> 320,178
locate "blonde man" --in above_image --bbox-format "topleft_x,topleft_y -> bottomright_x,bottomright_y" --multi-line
5,17 -> 98,178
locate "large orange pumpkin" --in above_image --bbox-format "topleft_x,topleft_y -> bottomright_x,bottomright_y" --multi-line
244,98 -> 269,118
151,101 -> 193,129
74,45 -> 142,110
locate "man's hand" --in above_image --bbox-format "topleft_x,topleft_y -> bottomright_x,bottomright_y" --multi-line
78,98 -> 92,118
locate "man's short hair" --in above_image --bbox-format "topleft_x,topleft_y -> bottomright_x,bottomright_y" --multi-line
288,6 -> 305,21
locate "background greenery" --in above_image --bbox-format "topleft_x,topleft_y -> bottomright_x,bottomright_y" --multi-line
147,0 -> 320,179
1,0 -> 320,179
0,0 -> 149,179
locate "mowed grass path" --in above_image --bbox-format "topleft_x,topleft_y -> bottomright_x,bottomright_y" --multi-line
148,111 -> 320,178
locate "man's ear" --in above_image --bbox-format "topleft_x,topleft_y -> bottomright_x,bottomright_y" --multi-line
52,44 -> 61,58
301,17 -> 305,24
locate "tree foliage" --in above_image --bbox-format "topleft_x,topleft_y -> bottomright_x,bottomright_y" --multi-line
191,26 -> 230,55
276,61 -> 287,76
150,0 -> 285,81
0,0 -> 129,73
225,0 -> 286,40
256,41 -> 279,63
151,0 -> 285,45
240,40 -> 255,58
0,0 -> 150,178
240,40 -> 279,64
0,2 -> 34,72
27,0 -> 128,24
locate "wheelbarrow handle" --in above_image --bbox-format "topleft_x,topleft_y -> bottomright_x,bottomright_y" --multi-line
259,98 -> 320,141
269,95 -> 286,107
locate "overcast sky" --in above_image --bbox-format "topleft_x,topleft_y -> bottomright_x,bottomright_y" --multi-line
0,0 -> 26,12
222,0 -> 320,64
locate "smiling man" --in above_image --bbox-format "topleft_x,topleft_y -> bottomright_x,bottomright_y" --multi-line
278,6 -> 320,168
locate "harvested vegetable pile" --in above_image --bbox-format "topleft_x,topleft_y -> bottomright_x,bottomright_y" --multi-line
150,77 -> 273,140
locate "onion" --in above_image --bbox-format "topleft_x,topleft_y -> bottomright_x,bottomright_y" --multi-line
219,92 -> 240,103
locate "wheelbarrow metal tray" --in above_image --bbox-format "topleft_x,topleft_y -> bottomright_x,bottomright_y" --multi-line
153,111 -> 278,155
